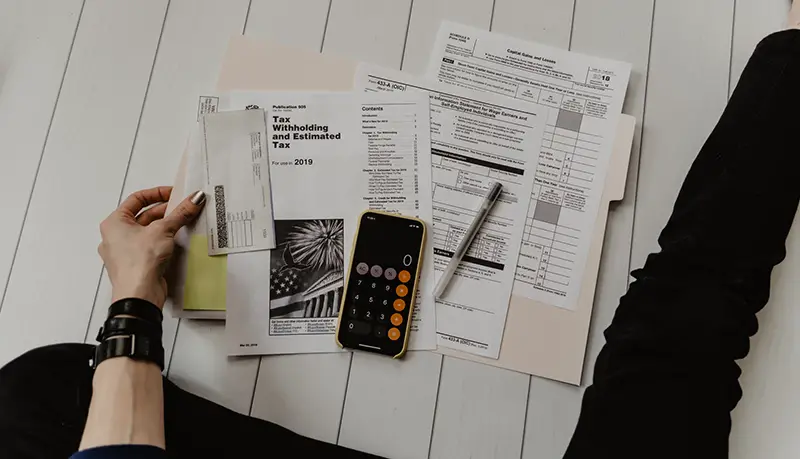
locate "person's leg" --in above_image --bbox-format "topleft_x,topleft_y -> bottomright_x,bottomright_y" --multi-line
0,343 -> 380,458
0,344 -> 94,458
161,372 -> 380,458
566,18 -> 800,459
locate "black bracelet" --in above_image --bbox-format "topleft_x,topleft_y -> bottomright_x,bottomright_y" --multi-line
107,298 -> 163,324
92,298 -> 165,370
96,316 -> 162,343
93,334 -> 165,371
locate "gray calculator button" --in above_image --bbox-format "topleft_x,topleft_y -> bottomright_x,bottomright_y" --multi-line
347,320 -> 371,335
356,262 -> 369,275
370,265 -> 383,277
384,268 -> 397,280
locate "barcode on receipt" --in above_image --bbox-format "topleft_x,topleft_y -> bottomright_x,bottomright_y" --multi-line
214,185 -> 228,249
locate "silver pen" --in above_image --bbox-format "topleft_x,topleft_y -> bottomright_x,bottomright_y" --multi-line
433,182 -> 503,300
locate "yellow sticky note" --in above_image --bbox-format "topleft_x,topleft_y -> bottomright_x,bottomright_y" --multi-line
184,235 -> 227,311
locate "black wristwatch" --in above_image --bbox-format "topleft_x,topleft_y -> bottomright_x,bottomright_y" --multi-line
93,334 -> 165,370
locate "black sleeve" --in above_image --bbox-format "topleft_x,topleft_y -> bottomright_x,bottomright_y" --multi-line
70,445 -> 166,459
565,30 -> 800,459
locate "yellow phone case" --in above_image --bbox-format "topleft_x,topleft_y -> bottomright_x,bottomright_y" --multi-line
335,210 -> 426,358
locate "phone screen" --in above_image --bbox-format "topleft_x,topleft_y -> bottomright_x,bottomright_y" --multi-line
337,211 -> 425,357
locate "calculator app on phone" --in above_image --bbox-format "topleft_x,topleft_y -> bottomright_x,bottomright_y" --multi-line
335,211 -> 426,358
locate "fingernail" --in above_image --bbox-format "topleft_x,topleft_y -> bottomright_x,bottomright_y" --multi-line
190,190 -> 206,206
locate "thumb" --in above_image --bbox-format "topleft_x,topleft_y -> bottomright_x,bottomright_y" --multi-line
162,190 -> 206,235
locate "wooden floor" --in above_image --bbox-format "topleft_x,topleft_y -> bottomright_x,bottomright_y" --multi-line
0,0 -> 796,457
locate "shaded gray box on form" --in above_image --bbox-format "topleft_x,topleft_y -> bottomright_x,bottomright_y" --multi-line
533,201 -> 561,225
556,109 -> 583,132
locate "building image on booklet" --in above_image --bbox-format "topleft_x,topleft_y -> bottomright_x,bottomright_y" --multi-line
269,219 -> 345,336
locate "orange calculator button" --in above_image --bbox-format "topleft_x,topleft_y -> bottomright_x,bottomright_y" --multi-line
398,270 -> 411,283
388,327 -> 401,341
396,285 -> 408,297
391,313 -> 403,326
393,298 -> 406,312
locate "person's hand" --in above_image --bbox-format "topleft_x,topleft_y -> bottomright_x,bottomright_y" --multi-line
98,186 -> 206,309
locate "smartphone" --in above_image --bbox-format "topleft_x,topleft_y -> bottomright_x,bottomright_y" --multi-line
335,211 -> 426,358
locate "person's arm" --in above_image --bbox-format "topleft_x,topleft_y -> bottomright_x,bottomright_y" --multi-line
79,358 -> 166,449
76,186 -> 205,454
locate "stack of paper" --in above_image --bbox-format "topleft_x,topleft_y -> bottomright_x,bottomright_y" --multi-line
167,21 -> 632,382
222,92 -> 437,354
354,66 -> 547,358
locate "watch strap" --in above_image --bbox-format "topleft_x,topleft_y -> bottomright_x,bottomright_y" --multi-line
107,298 -> 163,324
93,334 -> 165,370
96,316 -> 162,342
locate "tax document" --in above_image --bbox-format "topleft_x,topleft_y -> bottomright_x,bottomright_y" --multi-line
201,110 -> 277,255
220,92 -> 437,354
427,22 -> 631,310
356,65 -> 546,358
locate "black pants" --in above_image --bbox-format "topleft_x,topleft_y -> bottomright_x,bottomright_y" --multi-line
2,30 -> 800,459
565,29 -> 800,458
0,342 -> 381,458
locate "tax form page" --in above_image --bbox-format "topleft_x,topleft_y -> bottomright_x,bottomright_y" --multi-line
357,66 -> 546,358
428,22 -> 631,311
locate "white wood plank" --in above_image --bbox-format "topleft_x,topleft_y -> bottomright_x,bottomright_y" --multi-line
84,0 -> 250,365
325,3 -> 446,456
729,0 -> 789,95
0,0 -> 20,57
491,0 -> 575,47
569,0 -> 654,380
513,4 -> 657,454
729,5 -> 798,458
428,354 -> 529,451
0,0 -> 82,319
730,229 -> 800,458
429,358 -> 529,459
0,1 -> 28,81
162,0 -> 343,423
251,353 -> 352,443
244,0 -> 330,50
562,3 -> 655,450
427,4 -> 577,457
166,0 -> 342,419
0,0 -> 29,71
522,376 -> 582,458
167,320 -> 259,414
629,0 -> 734,272
401,0 -> 494,75
0,0 -> 168,366
239,0 -> 354,444
322,0 -> 412,67
339,352 -> 441,458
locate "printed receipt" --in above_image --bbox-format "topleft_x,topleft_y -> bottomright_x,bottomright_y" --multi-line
427,22 -> 631,310
219,92 -> 438,354
201,110 -> 276,256
356,65 -> 546,359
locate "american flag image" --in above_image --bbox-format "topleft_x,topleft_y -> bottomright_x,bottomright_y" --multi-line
269,266 -> 308,316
